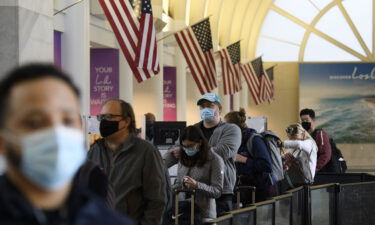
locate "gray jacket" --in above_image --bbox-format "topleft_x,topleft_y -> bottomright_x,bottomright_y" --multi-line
195,120 -> 241,194
88,134 -> 166,225
165,149 -> 224,219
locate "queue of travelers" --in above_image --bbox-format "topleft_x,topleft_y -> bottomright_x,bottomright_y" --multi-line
0,64 -> 336,224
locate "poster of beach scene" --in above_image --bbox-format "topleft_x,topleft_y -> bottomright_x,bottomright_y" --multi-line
300,63 -> 375,143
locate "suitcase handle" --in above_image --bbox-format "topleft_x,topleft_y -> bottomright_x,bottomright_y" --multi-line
174,189 -> 195,225
235,185 -> 256,208
174,188 -> 196,195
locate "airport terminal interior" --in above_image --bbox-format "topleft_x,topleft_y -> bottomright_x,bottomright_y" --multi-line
0,0 -> 375,224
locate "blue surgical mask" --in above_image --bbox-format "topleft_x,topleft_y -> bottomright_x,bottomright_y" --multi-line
18,126 -> 86,190
182,147 -> 199,157
200,108 -> 216,123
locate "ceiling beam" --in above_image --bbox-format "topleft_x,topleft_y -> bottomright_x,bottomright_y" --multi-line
337,1 -> 373,60
270,4 -> 369,61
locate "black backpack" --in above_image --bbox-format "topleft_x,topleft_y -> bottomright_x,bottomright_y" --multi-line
320,138 -> 347,173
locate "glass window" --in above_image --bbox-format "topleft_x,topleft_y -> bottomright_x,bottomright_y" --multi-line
261,10 -> 306,44
310,0 -> 333,10
257,37 -> 300,62
304,33 -> 360,61
342,0 -> 373,52
315,6 -> 366,56
257,1 -> 371,62
274,0 -> 320,23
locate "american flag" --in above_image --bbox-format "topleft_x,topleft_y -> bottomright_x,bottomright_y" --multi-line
253,57 -> 272,103
135,0 -> 159,74
174,18 -> 217,94
241,61 -> 261,105
265,66 -> 275,101
249,57 -> 267,104
219,41 -> 241,95
99,0 -> 158,83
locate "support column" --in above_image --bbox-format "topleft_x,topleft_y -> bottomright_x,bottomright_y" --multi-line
233,92 -> 240,111
119,51 -> 133,104
61,0 -> 90,115
155,40 -> 164,120
218,80 -> 230,117
240,85 -> 249,112
186,70 -> 201,125
0,1 -> 54,76
132,2 -> 164,125
133,40 -> 164,124
176,49 -> 186,121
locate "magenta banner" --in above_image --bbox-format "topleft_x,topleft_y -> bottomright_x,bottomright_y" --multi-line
163,67 -> 177,121
90,49 -> 119,116
54,31 -> 61,68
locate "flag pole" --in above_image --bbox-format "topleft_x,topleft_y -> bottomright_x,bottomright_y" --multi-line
156,15 -> 212,42
54,0 -> 84,16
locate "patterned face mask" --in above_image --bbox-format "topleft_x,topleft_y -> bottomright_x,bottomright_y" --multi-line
182,147 -> 199,157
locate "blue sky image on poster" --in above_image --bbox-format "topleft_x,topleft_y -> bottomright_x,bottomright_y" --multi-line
300,63 -> 375,143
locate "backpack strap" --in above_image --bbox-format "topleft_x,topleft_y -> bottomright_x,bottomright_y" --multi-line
245,133 -> 262,158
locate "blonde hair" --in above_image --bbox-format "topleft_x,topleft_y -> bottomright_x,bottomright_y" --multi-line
285,123 -> 313,140
224,108 -> 247,129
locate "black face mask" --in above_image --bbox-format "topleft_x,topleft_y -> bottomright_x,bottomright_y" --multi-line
100,120 -> 119,137
301,122 -> 311,131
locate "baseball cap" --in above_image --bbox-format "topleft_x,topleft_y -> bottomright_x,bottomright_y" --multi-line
197,93 -> 222,105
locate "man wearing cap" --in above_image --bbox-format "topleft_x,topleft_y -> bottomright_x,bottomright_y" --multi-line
195,93 -> 241,216
164,93 -> 241,216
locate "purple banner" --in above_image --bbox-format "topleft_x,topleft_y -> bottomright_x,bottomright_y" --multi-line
163,67 -> 177,121
54,31 -> 61,68
90,49 -> 119,116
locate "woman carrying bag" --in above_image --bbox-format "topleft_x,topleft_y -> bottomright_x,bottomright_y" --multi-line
163,126 -> 224,223
224,108 -> 275,203
282,124 -> 318,190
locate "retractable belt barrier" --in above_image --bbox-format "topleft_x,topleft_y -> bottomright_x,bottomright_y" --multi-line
203,179 -> 375,225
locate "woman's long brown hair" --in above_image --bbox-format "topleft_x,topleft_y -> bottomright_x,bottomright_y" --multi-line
180,126 -> 210,168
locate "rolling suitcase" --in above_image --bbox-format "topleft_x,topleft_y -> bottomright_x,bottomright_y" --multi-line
235,185 -> 256,208
174,188 -> 202,225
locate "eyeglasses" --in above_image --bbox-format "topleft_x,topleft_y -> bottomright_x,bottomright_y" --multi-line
96,114 -> 125,121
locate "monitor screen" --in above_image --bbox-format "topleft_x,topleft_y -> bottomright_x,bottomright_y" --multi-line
152,121 -> 186,146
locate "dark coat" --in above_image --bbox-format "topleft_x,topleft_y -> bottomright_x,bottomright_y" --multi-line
88,134 -> 166,225
236,128 -> 272,191
0,175 -> 134,225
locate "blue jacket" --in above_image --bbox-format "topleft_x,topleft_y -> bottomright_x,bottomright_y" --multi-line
236,128 -> 272,191
0,175 -> 134,225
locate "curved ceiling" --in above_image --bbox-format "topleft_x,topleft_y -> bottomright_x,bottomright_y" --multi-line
89,0 -> 373,62
168,0 -> 273,61
167,0 -> 374,62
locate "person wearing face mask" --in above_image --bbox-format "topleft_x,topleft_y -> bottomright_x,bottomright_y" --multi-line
282,124 -> 318,190
88,99 -> 166,225
165,93 -> 241,217
166,126 -> 224,222
0,64 -> 133,225
144,112 -> 156,142
300,108 -> 332,173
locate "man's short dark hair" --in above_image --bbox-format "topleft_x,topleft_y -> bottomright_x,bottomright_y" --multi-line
104,99 -> 137,134
0,63 -> 80,128
300,108 -> 316,119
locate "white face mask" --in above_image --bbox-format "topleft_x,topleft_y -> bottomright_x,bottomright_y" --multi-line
9,126 -> 86,190
200,108 -> 216,123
